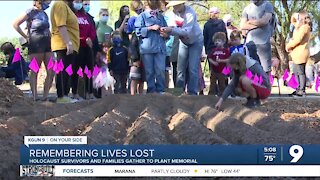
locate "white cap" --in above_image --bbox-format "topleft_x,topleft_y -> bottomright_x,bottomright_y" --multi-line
223,14 -> 232,24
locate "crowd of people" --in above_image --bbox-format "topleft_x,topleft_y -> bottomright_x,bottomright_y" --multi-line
0,0 -> 318,108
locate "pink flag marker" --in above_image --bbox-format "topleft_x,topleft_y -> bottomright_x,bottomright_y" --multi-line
270,74 -> 274,86
12,48 -> 21,63
253,74 -> 259,84
93,65 -> 100,77
259,75 -> 263,85
282,69 -> 289,81
58,59 -> 64,71
65,64 -> 73,76
29,57 -> 40,73
47,57 -> 54,70
84,66 -> 89,75
222,66 -> 231,76
246,69 -> 253,79
287,73 -> 299,89
315,75 -> 320,92
77,67 -> 84,78
53,61 -> 60,74
87,70 -> 92,79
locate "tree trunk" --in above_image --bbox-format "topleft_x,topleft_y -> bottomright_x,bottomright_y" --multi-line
275,36 -> 290,74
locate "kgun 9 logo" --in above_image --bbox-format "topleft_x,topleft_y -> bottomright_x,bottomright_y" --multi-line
289,145 -> 304,163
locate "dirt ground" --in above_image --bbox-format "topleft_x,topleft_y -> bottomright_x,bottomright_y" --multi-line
0,79 -> 320,179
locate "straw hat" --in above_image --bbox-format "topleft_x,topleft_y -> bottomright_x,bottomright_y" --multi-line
166,1 -> 186,8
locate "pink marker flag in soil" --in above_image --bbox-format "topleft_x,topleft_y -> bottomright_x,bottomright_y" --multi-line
287,73 -> 299,89
86,70 -> 92,79
12,48 -> 21,63
47,57 -> 54,70
282,69 -> 289,81
315,75 -> 320,92
65,64 -> 73,76
222,66 -> 231,75
58,59 -> 64,71
253,74 -> 259,84
84,66 -> 89,75
270,74 -> 274,86
92,65 -> 100,77
77,67 -> 84,78
259,75 -> 263,85
29,57 -> 40,73
53,61 -> 60,74
246,69 -> 253,79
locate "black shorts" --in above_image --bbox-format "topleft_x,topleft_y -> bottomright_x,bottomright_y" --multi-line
28,35 -> 51,54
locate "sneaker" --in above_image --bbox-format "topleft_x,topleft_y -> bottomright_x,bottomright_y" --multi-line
244,97 -> 260,108
56,96 -> 78,104
289,91 -> 297,97
293,91 -> 306,97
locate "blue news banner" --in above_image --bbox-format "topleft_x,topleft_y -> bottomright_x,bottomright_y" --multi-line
20,145 -> 320,165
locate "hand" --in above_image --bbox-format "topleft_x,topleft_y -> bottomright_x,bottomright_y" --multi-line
124,15 -> 130,21
160,27 -> 172,33
86,38 -> 93,48
66,43 -> 74,55
148,24 -> 160,31
160,31 -> 168,38
215,98 -> 223,110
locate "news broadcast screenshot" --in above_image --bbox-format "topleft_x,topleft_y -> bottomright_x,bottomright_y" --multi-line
0,0 -> 320,179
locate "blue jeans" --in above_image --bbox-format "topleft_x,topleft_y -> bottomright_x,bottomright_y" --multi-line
177,40 -> 203,95
142,53 -> 166,93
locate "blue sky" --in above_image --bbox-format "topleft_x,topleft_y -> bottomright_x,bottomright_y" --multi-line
0,1 -> 100,38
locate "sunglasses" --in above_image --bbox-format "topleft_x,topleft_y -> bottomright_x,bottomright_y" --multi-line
101,14 -> 108,16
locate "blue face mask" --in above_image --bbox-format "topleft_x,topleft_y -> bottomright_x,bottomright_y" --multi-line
113,38 -> 122,47
83,4 -> 90,13
73,2 -> 83,11
100,15 -> 109,23
41,2 -> 50,10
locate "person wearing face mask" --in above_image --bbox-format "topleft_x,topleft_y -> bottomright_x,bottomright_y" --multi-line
96,8 -> 113,45
71,0 -> 97,100
108,31 -> 129,94
13,0 -> 54,101
50,0 -> 80,103
134,0 -> 168,94
286,11 -> 311,97
240,0 -> 274,75
115,5 -> 131,47
0,42 -> 28,85
223,14 -> 238,42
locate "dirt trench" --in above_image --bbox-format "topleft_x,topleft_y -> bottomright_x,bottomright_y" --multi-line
0,80 -> 319,179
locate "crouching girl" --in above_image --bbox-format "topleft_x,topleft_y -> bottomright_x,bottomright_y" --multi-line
215,53 -> 271,109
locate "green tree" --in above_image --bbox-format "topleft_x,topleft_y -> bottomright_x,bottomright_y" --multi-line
99,1 -> 130,29
270,0 -> 320,73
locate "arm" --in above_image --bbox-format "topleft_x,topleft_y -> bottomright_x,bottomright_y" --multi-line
240,17 -> 258,31
248,2 -> 274,27
53,3 -> 73,54
12,12 -> 29,39
171,10 -> 196,37
286,25 -> 310,50
116,15 -> 130,33
247,13 -> 272,27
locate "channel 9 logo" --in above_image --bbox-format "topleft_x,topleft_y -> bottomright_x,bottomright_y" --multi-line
20,165 -> 55,177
